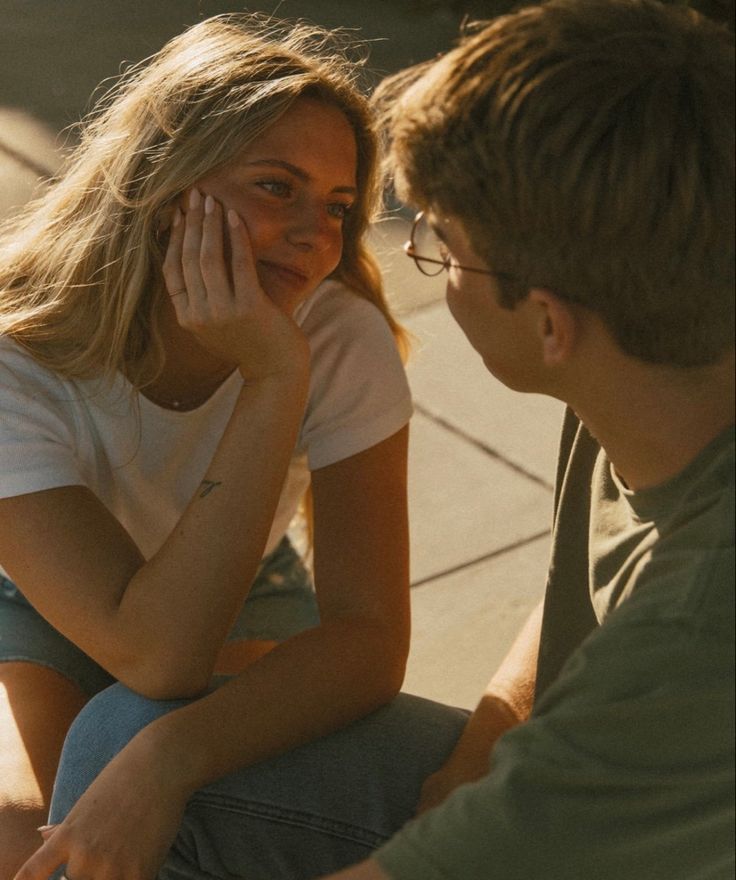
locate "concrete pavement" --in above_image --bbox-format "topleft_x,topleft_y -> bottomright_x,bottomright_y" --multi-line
371,219 -> 563,707
0,1 -> 564,710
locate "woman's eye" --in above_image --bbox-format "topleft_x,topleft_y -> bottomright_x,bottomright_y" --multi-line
327,202 -> 353,220
257,179 -> 293,197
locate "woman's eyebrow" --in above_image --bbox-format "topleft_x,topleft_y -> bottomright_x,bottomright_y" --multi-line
243,158 -> 357,195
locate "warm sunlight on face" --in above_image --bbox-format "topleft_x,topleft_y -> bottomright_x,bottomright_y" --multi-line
196,97 -> 358,314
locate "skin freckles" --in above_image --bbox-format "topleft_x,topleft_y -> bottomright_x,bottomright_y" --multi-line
195,96 -> 358,316
151,96 -> 358,408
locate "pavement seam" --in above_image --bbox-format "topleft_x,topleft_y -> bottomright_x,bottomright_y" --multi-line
0,139 -> 56,180
410,527 -> 550,589
413,401 -> 555,492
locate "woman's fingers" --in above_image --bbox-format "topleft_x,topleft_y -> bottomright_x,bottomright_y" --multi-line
162,207 -> 188,317
11,835 -> 63,880
181,188 -> 208,306
164,190 -> 261,313
160,191 -> 306,375
228,208 -> 261,303
37,824 -> 58,842
200,195 -> 232,309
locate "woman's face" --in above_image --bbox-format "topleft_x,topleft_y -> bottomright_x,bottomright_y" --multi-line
194,96 -> 359,314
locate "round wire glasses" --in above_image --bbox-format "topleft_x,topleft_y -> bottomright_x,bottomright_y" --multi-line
403,211 -> 515,280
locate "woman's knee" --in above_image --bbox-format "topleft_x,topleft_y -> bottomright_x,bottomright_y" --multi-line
50,683 -> 192,821
65,683 -> 187,755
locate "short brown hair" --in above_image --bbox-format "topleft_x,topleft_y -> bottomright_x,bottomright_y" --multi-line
380,0 -> 734,366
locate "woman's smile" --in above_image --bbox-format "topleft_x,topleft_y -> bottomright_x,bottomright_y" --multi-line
257,258 -> 310,292
195,96 -> 358,313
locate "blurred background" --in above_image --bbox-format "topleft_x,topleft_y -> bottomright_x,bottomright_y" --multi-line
0,0 -> 730,188
0,1 -> 520,136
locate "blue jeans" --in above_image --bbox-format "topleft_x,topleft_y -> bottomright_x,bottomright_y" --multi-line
50,685 -> 469,879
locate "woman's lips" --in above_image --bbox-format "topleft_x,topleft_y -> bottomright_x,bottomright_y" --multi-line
258,259 -> 309,288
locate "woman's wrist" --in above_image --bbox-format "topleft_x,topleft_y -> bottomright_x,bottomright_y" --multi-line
133,710 -> 205,800
235,330 -> 312,389
236,356 -> 310,406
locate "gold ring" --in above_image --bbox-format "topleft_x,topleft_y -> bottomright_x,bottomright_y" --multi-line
169,288 -> 188,297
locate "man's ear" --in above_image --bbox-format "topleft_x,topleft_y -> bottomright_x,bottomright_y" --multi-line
528,288 -> 578,366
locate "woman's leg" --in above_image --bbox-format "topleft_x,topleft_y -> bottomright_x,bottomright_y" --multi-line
0,662 -> 88,877
51,685 -> 469,879
0,575 -> 115,876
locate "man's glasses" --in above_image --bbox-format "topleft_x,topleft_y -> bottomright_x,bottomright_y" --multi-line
403,211 -> 515,280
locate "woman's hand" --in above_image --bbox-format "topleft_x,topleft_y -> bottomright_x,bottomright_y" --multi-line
162,188 -> 310,383
13,732 -> 190,880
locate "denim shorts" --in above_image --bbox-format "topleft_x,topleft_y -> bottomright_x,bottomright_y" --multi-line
0,535 -> 319,696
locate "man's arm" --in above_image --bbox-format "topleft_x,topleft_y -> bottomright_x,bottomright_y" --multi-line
416,599 -> 543,813
317,601 -> 544,880
324,860 -> 390,880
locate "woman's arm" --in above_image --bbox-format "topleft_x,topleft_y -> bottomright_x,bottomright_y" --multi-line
141,422 -> 410,785
0,199 -> 310,699
13,426 -> 410,880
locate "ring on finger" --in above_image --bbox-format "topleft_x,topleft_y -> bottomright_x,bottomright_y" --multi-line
169,288 -> 188,297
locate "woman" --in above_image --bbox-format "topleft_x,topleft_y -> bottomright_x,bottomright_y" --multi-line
0,13 -> 412,875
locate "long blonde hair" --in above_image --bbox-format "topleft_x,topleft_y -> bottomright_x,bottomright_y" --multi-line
0,13 -> 406,388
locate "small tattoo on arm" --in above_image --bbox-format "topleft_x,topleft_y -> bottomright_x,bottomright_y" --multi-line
199,480 -> 222,498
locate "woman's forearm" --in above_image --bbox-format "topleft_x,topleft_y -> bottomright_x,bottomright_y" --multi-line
135,615 -> 406,794
116,370 -> 309,696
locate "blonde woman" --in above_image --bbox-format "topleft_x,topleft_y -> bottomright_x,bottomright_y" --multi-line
0,14 -> 416,876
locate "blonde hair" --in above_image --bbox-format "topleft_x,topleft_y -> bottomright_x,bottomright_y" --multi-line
0,13 -> 406,387
378,0 -> 734,367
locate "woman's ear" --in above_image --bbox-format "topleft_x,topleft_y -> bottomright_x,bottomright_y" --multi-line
528,287 -> 578,366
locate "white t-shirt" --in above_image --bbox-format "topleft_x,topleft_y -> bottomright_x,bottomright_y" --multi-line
0,280 -> 412,573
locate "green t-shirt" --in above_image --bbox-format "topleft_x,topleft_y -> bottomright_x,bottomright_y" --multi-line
376,413 -> 734,880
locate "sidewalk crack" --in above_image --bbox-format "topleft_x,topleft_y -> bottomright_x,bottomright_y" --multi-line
411,528 -> 550,589
414,401 -> 555,491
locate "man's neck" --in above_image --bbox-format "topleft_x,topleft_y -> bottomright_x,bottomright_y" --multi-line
569,350 -> 734,491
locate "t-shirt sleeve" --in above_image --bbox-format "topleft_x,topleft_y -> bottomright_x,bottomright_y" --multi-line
297,285 -> 412,471
374,592 -> 735,880
0,355 -> 85,498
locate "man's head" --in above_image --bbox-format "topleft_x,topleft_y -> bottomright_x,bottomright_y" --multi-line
381,0 -> 734,368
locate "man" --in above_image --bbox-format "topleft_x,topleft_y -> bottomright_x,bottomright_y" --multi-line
24,2 -> 733,879
324,0 -> 734,877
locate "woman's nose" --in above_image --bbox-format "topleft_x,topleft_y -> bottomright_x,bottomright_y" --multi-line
286,205 -> 334,252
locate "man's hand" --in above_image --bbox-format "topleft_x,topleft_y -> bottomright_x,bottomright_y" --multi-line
416,601 -> 544,815
417,693 -> 518,814
321,858 -> 391,879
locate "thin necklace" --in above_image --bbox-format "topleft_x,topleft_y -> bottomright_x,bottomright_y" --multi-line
143,367 -> 236,411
